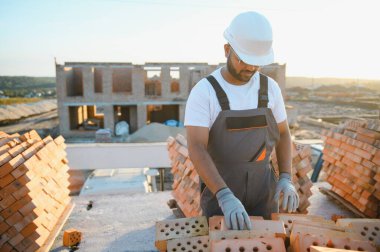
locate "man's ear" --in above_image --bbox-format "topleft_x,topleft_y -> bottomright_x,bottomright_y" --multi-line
224,44 -> 230,58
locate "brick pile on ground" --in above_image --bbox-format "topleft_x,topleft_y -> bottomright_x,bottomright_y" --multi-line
0,130 -> 71,252
271,142 -> 314,214
167,134 -> 314,216
155,214 -> 379,252
321,119 -> 380,218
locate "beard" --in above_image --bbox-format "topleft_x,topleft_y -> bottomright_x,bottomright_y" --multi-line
226,54 -> 257,83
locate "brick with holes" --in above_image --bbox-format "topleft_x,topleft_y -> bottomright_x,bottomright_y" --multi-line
310,245 -> 368,252
336,218 -> 380,248
292,233 -> 376,252
167,235 -> 209,252
290,224 -> 365,248
209,230 -> 275,241
63,228 -> 82,247
220,219 -> 286,240
155,216 -> 209,251
211,237 -> 286,252
271,213 -> 327,237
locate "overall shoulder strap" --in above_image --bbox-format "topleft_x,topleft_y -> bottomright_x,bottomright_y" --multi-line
258,74 -> 269,108
206,75 -> 230,110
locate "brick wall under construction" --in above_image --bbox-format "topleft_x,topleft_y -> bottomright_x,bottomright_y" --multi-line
167,134 -> 314,217
321,119 -> 380,218
0,130 -> 71,252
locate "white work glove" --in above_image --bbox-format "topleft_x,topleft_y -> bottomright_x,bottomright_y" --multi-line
274,173 -> 299,213
216,188 -> 252,230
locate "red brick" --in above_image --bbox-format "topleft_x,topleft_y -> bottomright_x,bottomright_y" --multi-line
0,173 -> 15,189
8,233 -> 23,247
353,147 -> 372,160
356,133 -> 375,145
339,143 -> 355,153
326,138 -> 341,147
0,221 -> 10,234
0,144 -> 10,156
5,211 -> 23,226
0,194 -> 17,209
0,242 -> 12,252
372,154 -> 380,166
8,142 -> 27,158
20,222 -> 38,238
357,127 -> 380,139
0,154 -> 25,178
362,159 -> 376,170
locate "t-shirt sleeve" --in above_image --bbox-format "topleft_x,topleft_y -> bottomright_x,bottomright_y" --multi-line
271,80 -> 287,123
184,81 -> 211,128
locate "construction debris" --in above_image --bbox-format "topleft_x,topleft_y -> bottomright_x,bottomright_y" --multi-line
0,130 -> 71,252
155,214 -> 379,251
321,119 -> 380,218
167,134 -> 314,216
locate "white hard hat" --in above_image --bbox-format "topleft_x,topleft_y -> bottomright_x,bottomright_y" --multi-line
224,11 -> 274,66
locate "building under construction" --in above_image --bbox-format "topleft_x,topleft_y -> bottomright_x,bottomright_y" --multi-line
55,62 -> 286,138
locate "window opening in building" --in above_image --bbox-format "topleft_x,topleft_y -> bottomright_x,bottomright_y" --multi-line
69,105 -> 104,131
94,68 -> 103,93
144,67 -> 162,97
112,68 -> 132,93
66,67 -> 83,97
170,67 -> 180,93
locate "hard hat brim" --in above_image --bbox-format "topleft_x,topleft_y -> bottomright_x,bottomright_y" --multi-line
224,29 -> 274,66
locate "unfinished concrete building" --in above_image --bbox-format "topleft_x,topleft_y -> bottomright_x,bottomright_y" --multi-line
55,62 -> 286,138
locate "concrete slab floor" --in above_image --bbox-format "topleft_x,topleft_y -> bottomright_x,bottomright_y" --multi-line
50,191 -> 175,252
50,182 -> 355,252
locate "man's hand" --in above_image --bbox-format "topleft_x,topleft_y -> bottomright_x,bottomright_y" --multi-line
274,173 -> 299,212
216,188 -> 252,230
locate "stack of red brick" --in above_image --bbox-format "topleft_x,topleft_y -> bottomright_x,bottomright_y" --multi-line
167,134 -> 314,216
271,143 -> 314,214
167,135 -> 202,217
321,119 -> 380,218
0,130 -> 71,252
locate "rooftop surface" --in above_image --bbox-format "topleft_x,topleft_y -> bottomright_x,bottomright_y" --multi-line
50,182 -> 355,252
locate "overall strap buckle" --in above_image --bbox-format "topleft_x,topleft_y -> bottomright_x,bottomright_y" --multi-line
258,74 -> 269,108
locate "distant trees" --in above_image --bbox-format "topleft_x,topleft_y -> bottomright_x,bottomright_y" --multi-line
0,76 -> 56,98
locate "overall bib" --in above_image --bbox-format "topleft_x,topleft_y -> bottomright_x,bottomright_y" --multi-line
200,74 -> 281,220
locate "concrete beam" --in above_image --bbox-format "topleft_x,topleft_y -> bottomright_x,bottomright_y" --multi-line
66,142 -> 171,170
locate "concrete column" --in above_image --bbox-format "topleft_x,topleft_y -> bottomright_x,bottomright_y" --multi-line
55,65 -> 67,101
103,67 -> 112,98
103,105 -> 115,134
161,66 -> 170,97
60,106 -> 71,137
83,67 -> 94,100
56,65 -> 69,136
179,104 -> 186,124
137,104 -> 147,129
132,66 -> 145,99
179,66 -> 190,97
129,106 -> 138,133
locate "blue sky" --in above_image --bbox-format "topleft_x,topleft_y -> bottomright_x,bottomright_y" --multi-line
1,0 -> 379,79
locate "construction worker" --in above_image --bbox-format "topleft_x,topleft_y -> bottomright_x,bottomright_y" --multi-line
185,11 -> 299,230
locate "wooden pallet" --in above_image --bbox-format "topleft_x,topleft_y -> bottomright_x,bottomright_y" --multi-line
318,187 -> 366,218
38,201 -> 75,252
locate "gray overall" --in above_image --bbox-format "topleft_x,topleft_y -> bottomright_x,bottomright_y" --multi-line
200,74 -> 280,220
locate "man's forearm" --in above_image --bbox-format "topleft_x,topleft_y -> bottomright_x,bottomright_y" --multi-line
188,144 -> 227,195
275,125 -> 292,175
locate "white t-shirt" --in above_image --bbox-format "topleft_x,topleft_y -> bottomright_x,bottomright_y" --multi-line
184,68 -> 287,129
